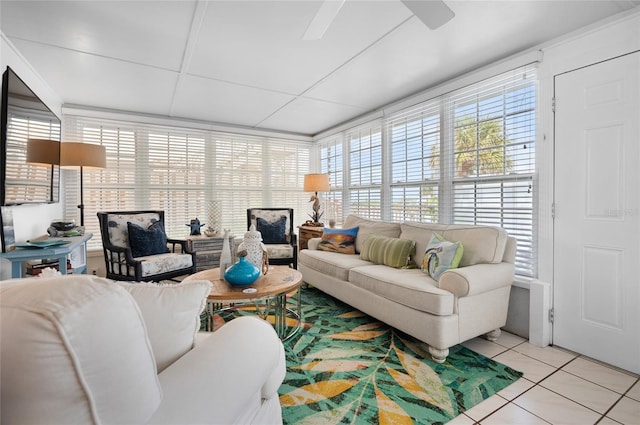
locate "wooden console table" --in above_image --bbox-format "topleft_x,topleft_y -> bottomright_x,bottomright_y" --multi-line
0,233 -> 92,279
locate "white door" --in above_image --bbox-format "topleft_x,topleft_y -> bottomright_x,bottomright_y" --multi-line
554,52 -> 640,374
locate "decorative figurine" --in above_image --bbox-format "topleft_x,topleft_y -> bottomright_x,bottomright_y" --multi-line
308,194 -> 323,225
186,218 -> 205,235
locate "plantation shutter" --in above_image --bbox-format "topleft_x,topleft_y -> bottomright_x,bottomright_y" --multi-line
64,115 -> 311,250
346,121 -> 383,219
386,101 -> 440,223
4,108 -> 61,204
318,135 -> 344,225
443,65 -> 537,276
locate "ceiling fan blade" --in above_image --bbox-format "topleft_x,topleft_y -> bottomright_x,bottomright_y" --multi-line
302,0 -> 346,40
401,0 -> 455,30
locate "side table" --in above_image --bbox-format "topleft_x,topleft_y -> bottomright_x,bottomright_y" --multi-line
186,234 -> 236,272
297,225 -> 324,251
0,233 -> 92,278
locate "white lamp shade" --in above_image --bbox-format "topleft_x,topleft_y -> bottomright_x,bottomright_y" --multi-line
60,142 -> 106,169
26,139 -> 60,166
303,173 -> 330,192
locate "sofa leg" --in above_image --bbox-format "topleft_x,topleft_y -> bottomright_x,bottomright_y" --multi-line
428,346 -> 449,363
484,329 -> 501,342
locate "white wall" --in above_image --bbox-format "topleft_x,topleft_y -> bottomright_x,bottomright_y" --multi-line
0,32 -> 65,279
526,9 -> 640,345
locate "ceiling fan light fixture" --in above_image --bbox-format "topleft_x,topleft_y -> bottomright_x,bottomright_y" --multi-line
302,0 -> 346,41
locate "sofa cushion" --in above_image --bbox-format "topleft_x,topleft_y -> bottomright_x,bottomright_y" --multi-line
117,279 -> 212,373
443,226 -> 508,266
360,234 -> 416,268
348,265 -> 454,316
422,233 -> 463,281
128,220 -> 169,257
401,222 -> 508,267
299,249 -> 372,281
318,227 -> 359,254
0,275 -> 161,424
343,215 -> 402,253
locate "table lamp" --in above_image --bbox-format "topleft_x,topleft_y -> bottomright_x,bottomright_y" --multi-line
303,173 -> 330,225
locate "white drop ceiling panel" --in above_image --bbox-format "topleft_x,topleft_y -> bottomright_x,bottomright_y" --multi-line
1,0 -> 638,136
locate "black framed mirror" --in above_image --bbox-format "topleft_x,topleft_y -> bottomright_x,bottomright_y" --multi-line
1,66 -> 61,206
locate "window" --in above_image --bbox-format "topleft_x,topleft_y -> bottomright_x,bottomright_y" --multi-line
346,123 -> 382,219
64,116 -> 311,250
318,135 -> 343,225
319,65 -> 537,277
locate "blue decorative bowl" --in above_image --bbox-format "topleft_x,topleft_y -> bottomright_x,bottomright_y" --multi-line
224,257 -> 261,286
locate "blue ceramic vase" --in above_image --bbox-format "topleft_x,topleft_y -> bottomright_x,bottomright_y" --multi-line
224,256 -> 260,286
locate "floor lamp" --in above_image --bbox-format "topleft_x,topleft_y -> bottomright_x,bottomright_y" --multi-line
303,173 -> 330,225
60,142 -> 106,227
26,139 -> 61,198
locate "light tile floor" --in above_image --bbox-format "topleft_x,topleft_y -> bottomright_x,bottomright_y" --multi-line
449,332 -> 640,425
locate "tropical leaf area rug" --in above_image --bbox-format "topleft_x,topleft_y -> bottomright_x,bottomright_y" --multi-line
218,286 -> 523,425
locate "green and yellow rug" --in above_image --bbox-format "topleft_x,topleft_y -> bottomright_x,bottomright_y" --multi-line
279,287 -> 522,425
215,286 -> 522,424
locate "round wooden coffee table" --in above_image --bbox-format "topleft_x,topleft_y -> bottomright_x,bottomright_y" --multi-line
184,265 -> 303,341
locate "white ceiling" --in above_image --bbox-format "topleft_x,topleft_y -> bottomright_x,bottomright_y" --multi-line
2,0 -> 639,137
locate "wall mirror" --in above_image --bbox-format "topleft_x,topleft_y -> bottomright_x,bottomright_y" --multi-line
1,66 -> 61,205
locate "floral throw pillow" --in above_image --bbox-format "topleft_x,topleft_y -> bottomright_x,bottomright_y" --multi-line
317,227 -> 359,254
422,233 -> 463,281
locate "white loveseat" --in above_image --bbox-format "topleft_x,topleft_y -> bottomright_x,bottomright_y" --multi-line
299,215 -> 516,363
0,274 -> 286,424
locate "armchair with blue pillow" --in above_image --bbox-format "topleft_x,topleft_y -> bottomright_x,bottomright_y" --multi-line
247,208 -> 297,269
97,210 -> 196,282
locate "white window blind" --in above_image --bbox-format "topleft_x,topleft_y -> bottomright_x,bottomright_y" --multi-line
346,122 -> 382,219
64,116 -> 311,250
319,64 -> 537,277
388,102 -> 440,223
318,135 -> 344,224
445,66 -> 537,276
4,109 -> 60,204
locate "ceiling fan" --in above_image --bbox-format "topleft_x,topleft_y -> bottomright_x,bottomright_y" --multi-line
303,0 -> 455,40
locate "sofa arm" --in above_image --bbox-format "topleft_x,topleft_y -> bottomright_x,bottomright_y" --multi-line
438,262 -> 515,298
308,237 -> 322,250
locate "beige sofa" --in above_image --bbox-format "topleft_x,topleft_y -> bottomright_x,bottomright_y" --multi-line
298,215 -> 516,363
0,275 -> 286,424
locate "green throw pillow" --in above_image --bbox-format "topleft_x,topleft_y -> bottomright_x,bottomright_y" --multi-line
360,234 -> 416,268
422,233 -> 463,281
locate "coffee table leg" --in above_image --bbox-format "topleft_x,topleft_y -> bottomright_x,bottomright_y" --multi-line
274,293 -> 286,338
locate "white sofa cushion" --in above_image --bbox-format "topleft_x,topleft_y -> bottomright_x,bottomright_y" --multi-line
343,215 -> 402,253
117,279 -> 212,372
0,275 -> 161,424
298,249 -> 372,281
400,222 -> 508,267
348,265 -> 455,316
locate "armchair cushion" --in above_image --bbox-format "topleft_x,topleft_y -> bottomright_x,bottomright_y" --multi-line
107,212 -> 161,249
0,276 -> 162,424
117,280 -> 212,372
136,252 -> 194,279
128,221 -> 169,258
257,216 -> 287,244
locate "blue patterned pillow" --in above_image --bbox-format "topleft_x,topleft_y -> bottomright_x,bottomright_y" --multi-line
256,216 -> 287,244
127,221 -> 169,258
